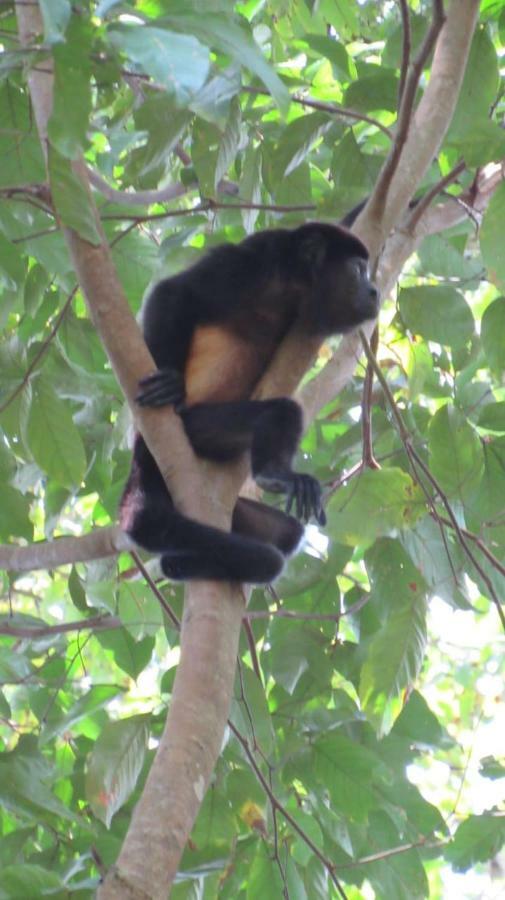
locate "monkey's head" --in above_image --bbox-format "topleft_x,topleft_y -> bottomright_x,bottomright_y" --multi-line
295,222 -> 379,335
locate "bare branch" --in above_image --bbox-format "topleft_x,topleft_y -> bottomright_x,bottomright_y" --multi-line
356,0 -> 480,255
367,0 -> 446,223
397,0 -> 411,105
0,525 -> 128,572
406,159 -> 466,230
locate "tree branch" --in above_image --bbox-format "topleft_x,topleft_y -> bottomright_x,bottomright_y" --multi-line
356,0 -> 480,255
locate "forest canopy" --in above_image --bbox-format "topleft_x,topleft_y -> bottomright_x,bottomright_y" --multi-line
0,1 -> 504,898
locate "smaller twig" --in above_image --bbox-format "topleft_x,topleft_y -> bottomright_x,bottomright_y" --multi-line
406,159 -> 466,231
242,617 -> 262,681
0,614 -> 121,639
397,0 -> 411,105
368,0 -> 446,220
361,326 -> 381,469
0,287 -> 77,414
131,551 -> 180,630
433,514 -> 505,578
242,85 -> 394,139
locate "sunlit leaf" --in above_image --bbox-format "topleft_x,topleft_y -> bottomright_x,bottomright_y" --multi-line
86,715 -> 150,827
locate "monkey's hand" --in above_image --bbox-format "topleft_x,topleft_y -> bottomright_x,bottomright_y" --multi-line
136,368 -> 186,411
257,470 -> 326,526
285,473 -> 326,526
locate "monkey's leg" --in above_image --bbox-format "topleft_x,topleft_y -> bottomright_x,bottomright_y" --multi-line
133,505 -> 283,582
232,497 -> 304,555
121,436 -> 283,582
181,400 -> 326,524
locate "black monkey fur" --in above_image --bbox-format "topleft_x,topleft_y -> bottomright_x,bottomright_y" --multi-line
120,222 -> 379,583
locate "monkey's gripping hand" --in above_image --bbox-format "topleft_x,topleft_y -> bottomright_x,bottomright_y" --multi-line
256,470 -> 326,526
285,473 -> 326,526
136,368 -> 186,411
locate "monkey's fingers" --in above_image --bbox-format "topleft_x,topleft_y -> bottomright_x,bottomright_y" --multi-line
285,474 -> 325,525
136,369 -> 185,408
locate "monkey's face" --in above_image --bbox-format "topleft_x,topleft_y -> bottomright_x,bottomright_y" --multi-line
314,255 -> 379,335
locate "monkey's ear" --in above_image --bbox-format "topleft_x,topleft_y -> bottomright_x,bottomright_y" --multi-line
297,227 -> 328,269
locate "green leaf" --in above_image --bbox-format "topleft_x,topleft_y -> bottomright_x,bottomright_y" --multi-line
0,84 -> 45,187
399,285 -> 474,348
48,16 -> 92,157
392,690 -> 453,749
0,232 -> 25,289
96,629 -> 155,679
428,404 -> 484,499
479,756 -> 505,780
117,580 -> 163,639
417,235 -> 482,282
164,14 -> 290,114
313,733 -> 388,821
478,401 -> 505,432
446,813 -> 505,871
0,745 -> 80,824
366,810 -> 429,900
481,184 -> 505,291
401,518 -> 468,608
0,484 -> 32,541
0,864 -> 62,895
273,112 -> 331,180
131,97 -> 192,178
231,665 -> 274,755
344,68 -> 399,112
449,29 -> 499,138
327,468 -> 426,547
39,0 -> 71,44
48,148 -> 101,245
247,845 -> 285,900
86,715 -> 150,827
239,144 -> 262,232
274,161 -> 312,207
216,98 -> 242,185
108,25 -> 210,105
449,118 -> 505,166
27,374 -> 86,488
303,34 -> 355,80
190,64 -> 241,126
192,119 -> 220,196
41,685 -> 124,744
481,296 -> 505,370
360,601 -> 428,735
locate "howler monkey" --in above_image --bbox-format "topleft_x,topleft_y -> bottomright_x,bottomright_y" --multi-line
120,222 -> 378,583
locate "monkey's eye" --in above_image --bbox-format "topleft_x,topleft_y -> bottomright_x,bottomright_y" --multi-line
354,259 -> 368,277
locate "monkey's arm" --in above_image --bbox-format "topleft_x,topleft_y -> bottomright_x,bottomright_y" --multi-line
136,280 -> 197,409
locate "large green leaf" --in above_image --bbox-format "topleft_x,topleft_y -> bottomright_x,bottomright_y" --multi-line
399,285 -> 475,348
27,375 -> 86,488
0,864 -> 63,896
41,685 -> 124,744
481,296 -> 505,369
48,16 -> 92,158
48,148 -> 101,245
327,468 -> 425,547
39,0 -> 71,44
360,600 -> 428,735
481,184 -> 505,288
163,14 -> 290,114
108,25 -> 210,105
313,733 -> 389,822
86,715 -> 150,827
446,814 -> 505,872
428,404 -> 484,499
449,28 -> 499,137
